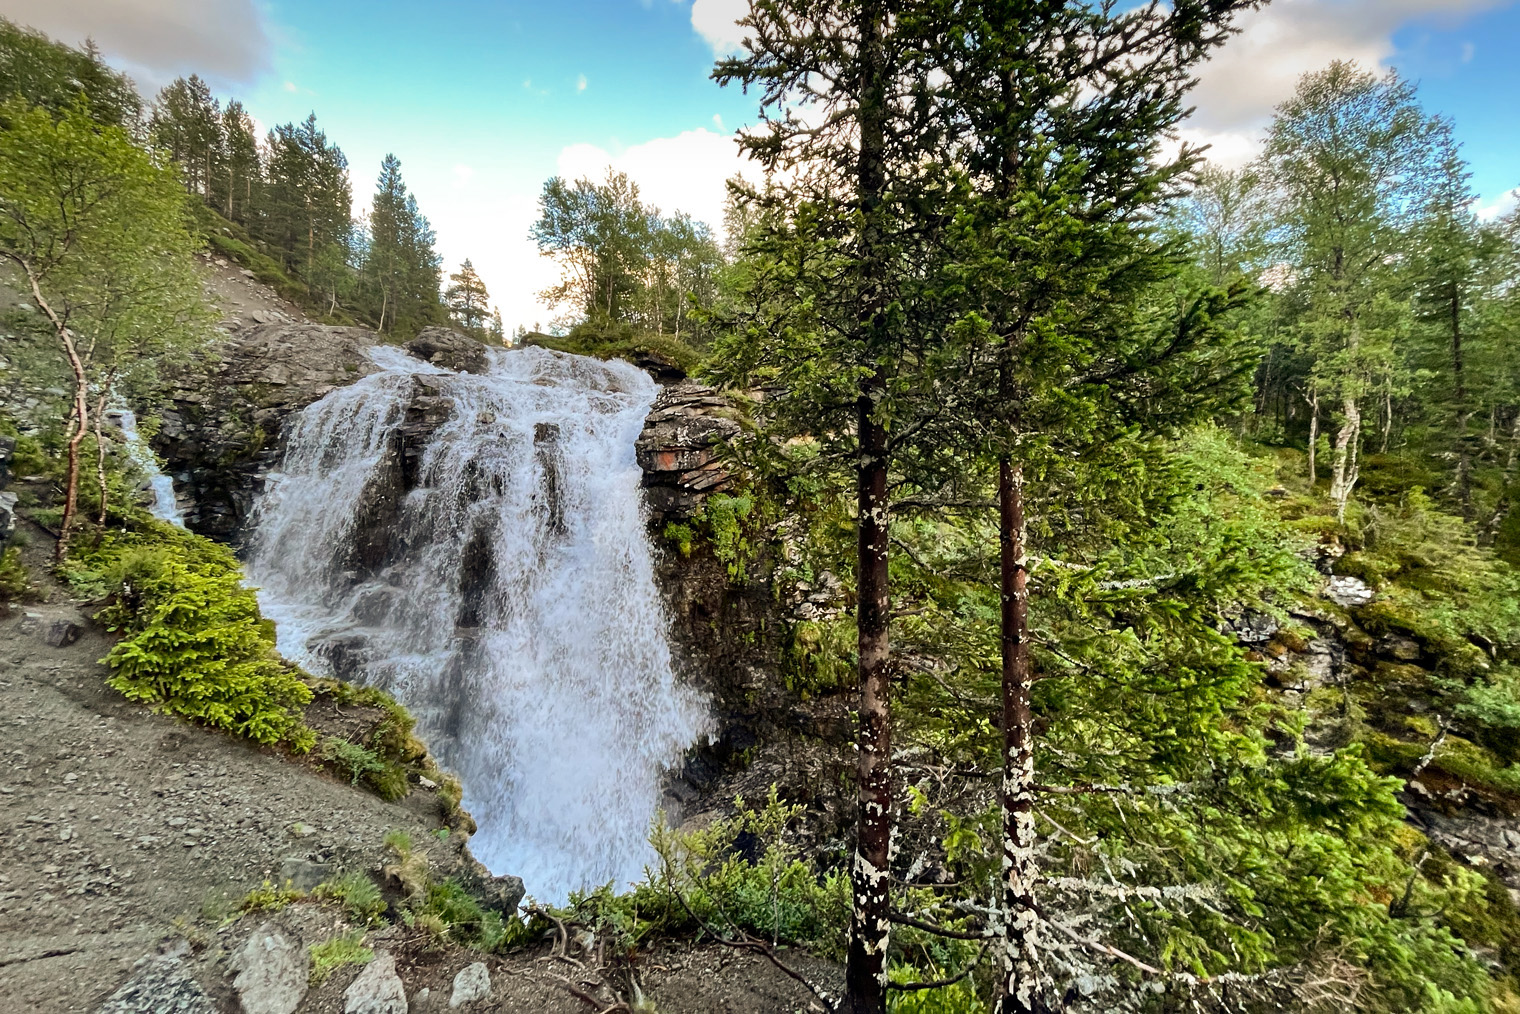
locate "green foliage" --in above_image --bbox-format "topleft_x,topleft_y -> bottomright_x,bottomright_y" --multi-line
524,323 -> 704,376
699,492 -> 755,582
68,520 -> 313,745
0,546 -> 33,602
314,871 -> 387,927
785,615 -> 855,696
241,880 -> 304,914
0,19 -> 140,127
663,522 -> 695,557
307,931 -> 372,986
320,736 -> 386,788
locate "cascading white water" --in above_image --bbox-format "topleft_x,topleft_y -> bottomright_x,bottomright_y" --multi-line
112,406 -> 185,526
246,345 -> 708,901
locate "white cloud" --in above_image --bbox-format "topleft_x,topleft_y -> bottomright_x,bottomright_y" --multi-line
1183,0 -> 1509,165
576,73 -> 588,92
1477,187 -> 1519,221
283,80 -> 298,93
556,127 -> 756,237
690,0 -> 748,54
0,0 -> 273,90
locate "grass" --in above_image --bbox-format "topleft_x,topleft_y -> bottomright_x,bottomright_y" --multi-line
308,930 -> 373,986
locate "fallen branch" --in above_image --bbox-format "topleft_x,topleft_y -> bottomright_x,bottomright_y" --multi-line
889,911 -> 991,941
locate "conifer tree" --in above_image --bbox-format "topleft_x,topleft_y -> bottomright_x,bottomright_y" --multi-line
260,114 -> 351,282
213,99 -> 260,223
149,75 -> 221,198
362,154 -> 442,336
711,4 -> 951,1010
445,258 -> 491,335
0,19 -> 140,128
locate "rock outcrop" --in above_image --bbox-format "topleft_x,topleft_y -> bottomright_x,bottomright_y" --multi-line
153,324 -> 738,539
637,381 -> 742,525
155,324 -> 385,536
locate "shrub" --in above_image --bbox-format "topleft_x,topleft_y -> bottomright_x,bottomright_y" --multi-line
0,546 -> 33,602
74,522 -> 313,744
320,736 -> 387,787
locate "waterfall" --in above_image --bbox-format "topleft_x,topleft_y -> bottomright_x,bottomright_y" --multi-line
111,406 -> 185,526
246,344 -> 708,901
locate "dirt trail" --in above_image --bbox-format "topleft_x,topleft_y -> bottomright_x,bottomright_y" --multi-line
0,522 -> 828,1013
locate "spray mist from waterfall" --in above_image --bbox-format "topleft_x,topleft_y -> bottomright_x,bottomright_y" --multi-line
247,344 -> 708,901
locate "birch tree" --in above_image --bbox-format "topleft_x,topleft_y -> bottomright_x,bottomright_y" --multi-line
1259,63 -> 1446,520
0,100 -> 209,558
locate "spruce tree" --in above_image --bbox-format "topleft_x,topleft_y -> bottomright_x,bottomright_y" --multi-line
362,154 -> 442,337
445,258 -> 491,335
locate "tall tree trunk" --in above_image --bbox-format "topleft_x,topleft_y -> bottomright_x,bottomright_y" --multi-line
844,379 -> 893,1014
1307,386 -> 1319,485
842,4 -> 891,1012
998,456 -> 1043,1014
1451,289 -> 1474,519
93,386 -> 112,525
1330,394 -> 1361,522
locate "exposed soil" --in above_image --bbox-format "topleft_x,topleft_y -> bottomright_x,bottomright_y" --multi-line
0,522 -> 830,1013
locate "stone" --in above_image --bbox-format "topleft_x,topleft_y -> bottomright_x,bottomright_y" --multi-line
0,491 -> 16,549
449,962 -> 491,1007
405,328 -> 489,374
96,950 -> 214,1014
278,857 -> 335,890
1378,634 -> 1422,662
229,922 -> 307,1014
1323,575 -> 1374,608
1230,611 -> 1279,645
344,950 -> 407,1014
43,618 -> 83,647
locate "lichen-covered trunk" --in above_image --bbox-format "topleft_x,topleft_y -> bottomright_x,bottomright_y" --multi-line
998,458 -> 1044,1014
19,265 -> 87,561
1307,386 -> 1319,485
842,3 -> 892,1011
844,380 -> 893,1014
1329,394 -> 1361,522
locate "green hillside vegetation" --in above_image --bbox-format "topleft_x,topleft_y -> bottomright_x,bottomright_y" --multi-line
5,7 -> 1520,1014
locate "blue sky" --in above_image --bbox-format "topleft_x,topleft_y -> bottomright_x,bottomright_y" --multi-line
7,0 -> 1520,329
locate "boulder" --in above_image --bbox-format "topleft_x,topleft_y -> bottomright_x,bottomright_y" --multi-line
636,381 -> 742,524
229,922 -> 307,1014
405,328 -> 489,375
1323,575 -> 1374,608
449,963 -> 491,1007
344,950 -> 407,1014
152,323 -> 385,537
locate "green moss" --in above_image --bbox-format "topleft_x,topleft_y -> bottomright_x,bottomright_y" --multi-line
522,323 -> 704,375
241,879 -> 304,913
663,522 -> 695,557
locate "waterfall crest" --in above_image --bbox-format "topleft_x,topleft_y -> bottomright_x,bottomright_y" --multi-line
247,344 -> 708,901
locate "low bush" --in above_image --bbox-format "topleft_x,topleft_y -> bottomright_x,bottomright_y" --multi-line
68,520 -> 313,746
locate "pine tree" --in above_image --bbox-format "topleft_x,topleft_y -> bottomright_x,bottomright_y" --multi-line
149,75 -> 221,198
213,99 -> 260,223
0,20 -> 141,128
445,258 -> 491,335
259,114 -> 351,282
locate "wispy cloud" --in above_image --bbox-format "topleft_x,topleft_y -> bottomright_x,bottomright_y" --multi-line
576,73 -> 588,92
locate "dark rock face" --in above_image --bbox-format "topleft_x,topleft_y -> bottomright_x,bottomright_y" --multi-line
0,434 -> 14,550
637,381 -> 741,526
153,324 -> 385,537
404,327 -> 489,375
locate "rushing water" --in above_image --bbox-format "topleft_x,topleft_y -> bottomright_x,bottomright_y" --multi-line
111,406 -> 184,526
246,344 -> 707,901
